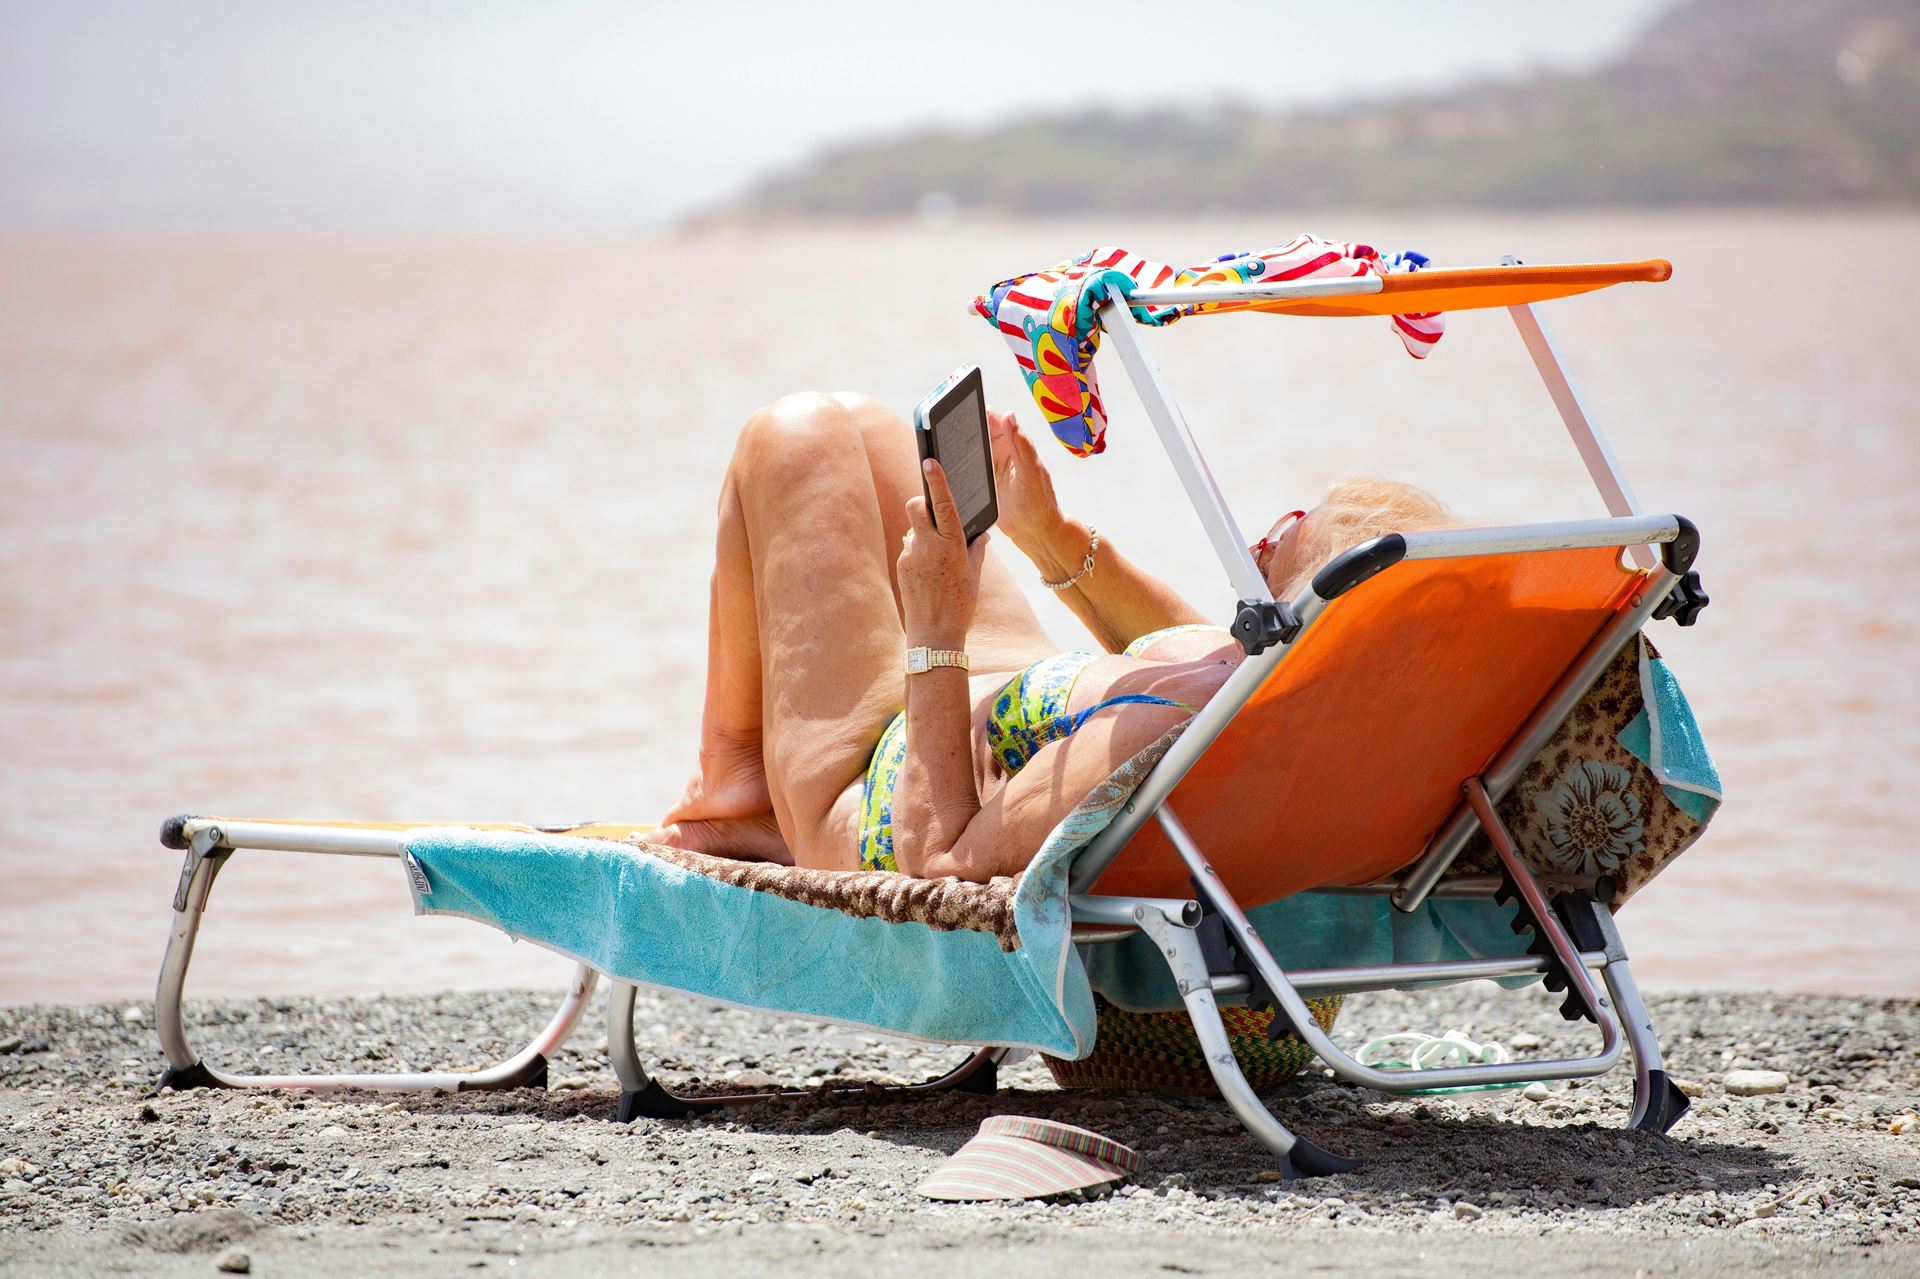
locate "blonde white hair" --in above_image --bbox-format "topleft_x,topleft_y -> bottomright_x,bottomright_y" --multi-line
1271,476 -> 1466,600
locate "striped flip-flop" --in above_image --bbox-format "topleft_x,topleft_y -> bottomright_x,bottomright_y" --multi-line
917,1115 -> 1141,1201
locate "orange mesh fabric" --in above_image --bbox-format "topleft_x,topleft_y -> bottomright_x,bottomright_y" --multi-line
1087,546 -> 1645,906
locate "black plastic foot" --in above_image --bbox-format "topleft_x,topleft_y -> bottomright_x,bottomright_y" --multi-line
1276,1137 -> 1361,1180
151,1060 -> 224,1095
1632,1069 -> 1692,1134
951,1058 -> 998,1096
456,1053 -> 547,1092
160,814 -> 194,850
617,1081 -> 723,1122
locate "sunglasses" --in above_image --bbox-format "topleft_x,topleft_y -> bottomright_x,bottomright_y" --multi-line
1250,510 -> 1306,563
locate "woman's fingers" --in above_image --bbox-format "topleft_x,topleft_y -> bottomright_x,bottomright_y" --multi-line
1017,422 -> 1043,465
904,493 -> 934,536
921,460 -> 964,539
966,528 -> 991,577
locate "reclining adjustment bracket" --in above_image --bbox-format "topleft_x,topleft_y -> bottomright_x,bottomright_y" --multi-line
1496,878 -> 1608,1025
1652,570 -> 1709,626
1191,881 -> 1299,1042
1230,598 -> 1302,657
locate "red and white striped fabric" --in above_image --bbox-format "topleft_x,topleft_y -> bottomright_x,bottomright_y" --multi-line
1176,235 -> 1446,359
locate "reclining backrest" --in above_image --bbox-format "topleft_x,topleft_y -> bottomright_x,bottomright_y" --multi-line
1089,544 -> 1646,905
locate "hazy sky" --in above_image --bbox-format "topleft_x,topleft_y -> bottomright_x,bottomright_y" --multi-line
0,0 -> 1676,231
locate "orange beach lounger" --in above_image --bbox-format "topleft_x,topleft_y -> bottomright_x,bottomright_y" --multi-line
151,256 -> 1714,1179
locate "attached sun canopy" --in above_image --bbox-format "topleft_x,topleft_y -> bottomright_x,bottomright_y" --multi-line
973,240 -> 1672,459
1152,259 -> 1675,319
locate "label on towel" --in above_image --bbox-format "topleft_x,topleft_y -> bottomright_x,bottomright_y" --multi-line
403,852 -> 432,897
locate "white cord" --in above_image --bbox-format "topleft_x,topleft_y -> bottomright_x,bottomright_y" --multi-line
1358,1029 -> 1510,1071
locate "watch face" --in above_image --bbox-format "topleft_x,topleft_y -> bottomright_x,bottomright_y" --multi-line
906,649 -> 928,673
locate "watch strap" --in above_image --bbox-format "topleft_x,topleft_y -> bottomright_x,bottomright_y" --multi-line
905,646 -> 970,674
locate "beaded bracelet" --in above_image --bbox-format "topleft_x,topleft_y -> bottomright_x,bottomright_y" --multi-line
1040,527 -> 1099,591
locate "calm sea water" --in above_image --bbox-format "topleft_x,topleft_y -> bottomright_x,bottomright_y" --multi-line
2,212 -> 1916,1004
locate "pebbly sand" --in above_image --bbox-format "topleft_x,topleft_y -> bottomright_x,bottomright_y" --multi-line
2,983 -> 1915,1276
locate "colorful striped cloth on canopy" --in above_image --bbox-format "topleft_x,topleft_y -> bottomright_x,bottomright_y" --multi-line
971,235 -> 1446,457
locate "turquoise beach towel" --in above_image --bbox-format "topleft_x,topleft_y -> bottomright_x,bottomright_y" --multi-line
398,741 -> 1544,1059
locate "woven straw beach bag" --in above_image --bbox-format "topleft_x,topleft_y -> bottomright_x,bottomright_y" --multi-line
1045,996 -> 1344,1093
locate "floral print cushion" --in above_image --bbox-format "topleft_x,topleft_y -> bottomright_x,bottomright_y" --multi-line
1446,636 -> 1720,904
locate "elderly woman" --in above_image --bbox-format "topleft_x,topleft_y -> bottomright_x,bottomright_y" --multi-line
649,392 -> 1459,880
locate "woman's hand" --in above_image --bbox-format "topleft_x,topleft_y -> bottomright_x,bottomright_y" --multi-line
898,460 -> 989,650
987,408 -> 1067,557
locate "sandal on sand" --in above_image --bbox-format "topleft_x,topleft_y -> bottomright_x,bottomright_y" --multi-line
1358,1030 -> 1534,1095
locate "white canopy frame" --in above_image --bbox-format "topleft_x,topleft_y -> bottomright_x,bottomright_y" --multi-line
1110,256 -> 1656,588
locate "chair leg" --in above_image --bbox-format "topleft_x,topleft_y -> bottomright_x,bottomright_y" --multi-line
1133,905 -> 1357,1178
604,978 -> 1004,1123
151,828 -> 595,1095
1589,906 -> 1691,1135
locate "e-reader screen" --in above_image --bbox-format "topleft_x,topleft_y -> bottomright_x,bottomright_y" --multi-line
913,367 -> 998,543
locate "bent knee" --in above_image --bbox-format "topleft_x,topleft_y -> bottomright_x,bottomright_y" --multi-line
749,391 -> 852,441
830,390 -> 901,426
732,391 -> 858,470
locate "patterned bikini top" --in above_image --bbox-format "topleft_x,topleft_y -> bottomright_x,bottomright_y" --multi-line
984,624 -> 1220,774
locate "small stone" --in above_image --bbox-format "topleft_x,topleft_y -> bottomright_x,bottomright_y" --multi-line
1890,1113 -> 1916,1135
138,1103 -> 161,1122
215,1248 -> 251,1273
316,1125 -> 349,1138
550,1076 -> 592,1091
0,1036 -> 21,1054
0,1158 -> 35,1177
1522,1083 -> 1552,1102
1453,1200 -> 1485,1220
121,1005 -> 148,1025
1507,1032 -> 1542,1050
1253,1169 -> 1283,1183
1725,1070 -> 1790,1096
1671,1077 -> 1705,1097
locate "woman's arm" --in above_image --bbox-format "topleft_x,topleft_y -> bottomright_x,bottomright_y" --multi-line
989,410 -> 1206,653
889,460 -> 990,876
1024,515 -> 1206,654
915,696 -> 1191,881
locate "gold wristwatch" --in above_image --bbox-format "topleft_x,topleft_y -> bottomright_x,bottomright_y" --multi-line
904,647 -> 969,675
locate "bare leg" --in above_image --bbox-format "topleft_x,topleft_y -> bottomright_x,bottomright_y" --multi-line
653,394 -> 908,867
661,474 -> 774,815
657,393 -> 1056,866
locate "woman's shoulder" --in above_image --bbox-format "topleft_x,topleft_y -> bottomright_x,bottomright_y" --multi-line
1121,623 -> 1237,662
1075,645 -> 1235,724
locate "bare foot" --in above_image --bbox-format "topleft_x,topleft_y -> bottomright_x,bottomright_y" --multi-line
662,740 -> 773,823
646,812 -> 792,865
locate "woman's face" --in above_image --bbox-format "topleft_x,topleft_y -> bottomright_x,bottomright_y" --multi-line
1253,508 -> 1310,597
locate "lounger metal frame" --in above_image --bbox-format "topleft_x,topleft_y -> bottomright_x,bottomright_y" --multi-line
151,261 -> 1700,1177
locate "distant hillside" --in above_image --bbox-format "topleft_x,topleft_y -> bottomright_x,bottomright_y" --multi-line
710,0 -> 1917,220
